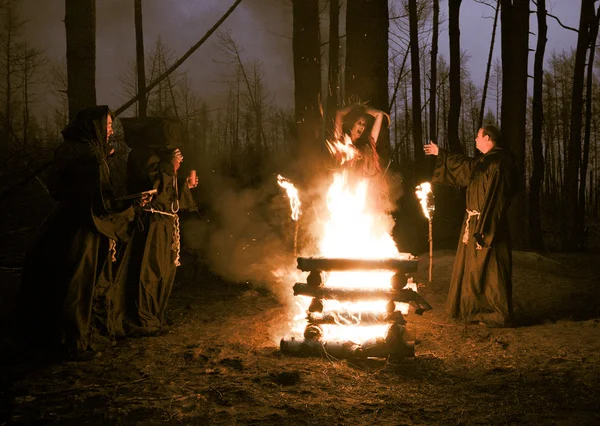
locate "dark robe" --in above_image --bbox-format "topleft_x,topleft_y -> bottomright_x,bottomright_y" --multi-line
17,106 -> 135,353
113,118 -> 196,333
432,146 -> 519,326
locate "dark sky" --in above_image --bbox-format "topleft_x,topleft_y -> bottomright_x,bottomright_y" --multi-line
21,0 -> 580,116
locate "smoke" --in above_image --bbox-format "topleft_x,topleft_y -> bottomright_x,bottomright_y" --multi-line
180,162 -> 310,306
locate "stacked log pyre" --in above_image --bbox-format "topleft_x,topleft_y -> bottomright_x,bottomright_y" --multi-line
280,257 -> 432,361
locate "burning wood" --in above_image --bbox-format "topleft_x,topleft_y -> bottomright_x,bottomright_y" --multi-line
280,170 -> 432,362
306,311 -> 406,325
293,283 -> 432,312
297,256 -> 418,272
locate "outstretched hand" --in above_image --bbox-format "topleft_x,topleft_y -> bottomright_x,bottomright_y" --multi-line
423,141 -> 439,156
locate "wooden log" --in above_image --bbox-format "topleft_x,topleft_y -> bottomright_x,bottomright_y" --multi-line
306,311 -> 406,325
296,257 -> 418,272
293,283 -> 433,313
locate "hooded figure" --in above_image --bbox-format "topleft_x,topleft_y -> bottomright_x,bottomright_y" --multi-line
17,106 -> 136,357
113,117 -> 197,335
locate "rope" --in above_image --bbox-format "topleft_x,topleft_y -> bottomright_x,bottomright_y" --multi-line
462,209 -> 481,244
142,173 -> 181,267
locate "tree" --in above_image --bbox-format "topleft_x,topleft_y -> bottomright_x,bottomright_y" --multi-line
447,0 -> 463,153
134,0 -> 147,117
477,0 -> 500,129
562,0 -> 595,251
345,0 -> 390,162
429,0 -> 439,144
326,0 -> 340,135
577,3 -> 600,250
65,0 -> 96,120
529,0 -> 547,251
500,0 -> 529,249
292,0 -> 321,169
408,0 -> 425,177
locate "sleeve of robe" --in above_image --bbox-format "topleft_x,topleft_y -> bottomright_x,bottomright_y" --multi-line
473,154 -> 518,248
431,150 -> 477,188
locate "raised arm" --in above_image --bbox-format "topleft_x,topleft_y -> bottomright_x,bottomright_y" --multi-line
365,107 -> 390,145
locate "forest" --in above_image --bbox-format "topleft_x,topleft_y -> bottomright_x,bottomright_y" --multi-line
1,0 -> 600,424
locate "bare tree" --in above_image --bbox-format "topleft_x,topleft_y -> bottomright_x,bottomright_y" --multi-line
500,0 -> 529,249
134,0 -> 147,117
447,0 -> 463,153
65,0 -> 96,120
477,0 -> 500,129
563,0 -> 595,251
292,0 -> 321,167
529,0 -> 547,251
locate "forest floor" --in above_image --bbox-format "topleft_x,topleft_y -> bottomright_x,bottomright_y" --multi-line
1,249 -> 600,425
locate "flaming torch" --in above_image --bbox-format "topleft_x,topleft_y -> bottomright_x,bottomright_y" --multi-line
415,182 -> 435,283
277,174 -> 302,256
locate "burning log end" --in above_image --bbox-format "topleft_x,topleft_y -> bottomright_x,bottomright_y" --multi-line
308,298 -> 324,313
306,271 -> 324,288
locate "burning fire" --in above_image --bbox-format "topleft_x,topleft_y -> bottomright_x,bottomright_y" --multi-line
291,171 -> 414,344
277,174 -> 301,221
325,134 -> 359,165
415,182 -> 434,220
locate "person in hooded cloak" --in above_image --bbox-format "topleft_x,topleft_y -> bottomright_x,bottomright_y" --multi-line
17,106 -> 138,358
424,124 -> 520,327
112,117 -> 198,336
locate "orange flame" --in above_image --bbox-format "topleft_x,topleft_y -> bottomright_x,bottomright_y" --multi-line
277,174 -> 301,221
326,133 -> 359,165
415,182 -> 434,220
290,171 -> 415,344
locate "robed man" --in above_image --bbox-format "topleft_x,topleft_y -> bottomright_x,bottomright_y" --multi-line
424,124 -> 519,328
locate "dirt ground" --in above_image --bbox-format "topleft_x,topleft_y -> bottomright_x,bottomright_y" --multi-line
1,249 -> 600,425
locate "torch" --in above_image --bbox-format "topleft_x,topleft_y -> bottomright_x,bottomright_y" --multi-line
415,182 -> 435,283
277,174 -> 302,257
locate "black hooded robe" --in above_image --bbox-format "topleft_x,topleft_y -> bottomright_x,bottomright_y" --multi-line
432,147 -> 519,326
113,118 -> 196,333
17,106 -> 135,353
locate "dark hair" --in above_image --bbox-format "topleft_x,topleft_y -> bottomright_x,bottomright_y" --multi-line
341,104 -> 373,146
481,124 -> 501,146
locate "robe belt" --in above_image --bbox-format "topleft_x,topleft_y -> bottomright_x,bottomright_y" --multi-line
141,207 -> 181,266
463,209 -> 481,244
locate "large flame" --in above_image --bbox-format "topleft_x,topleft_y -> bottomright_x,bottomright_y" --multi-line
292,171 -> 413,344
277,174 -> 301,221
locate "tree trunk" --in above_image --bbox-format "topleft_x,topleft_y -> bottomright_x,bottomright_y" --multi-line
326,0 -> 340,136
292,0 -> 321,170
578,3 -> 600,250
447,0 -> 462,153
563,0 -> 595,251
134,0 -> 147,117
479,0 -> 500,128
345,0 -> 390,163
429,0 -> 439,143
408,0 -> 425,180
528,0 -> 547,251
500,0 -> 529,249
65,0 -> 96,120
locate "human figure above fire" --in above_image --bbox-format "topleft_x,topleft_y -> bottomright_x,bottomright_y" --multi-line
424,124 -> 519,328
333,102 -> 389,177
330,103 -> 391,211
